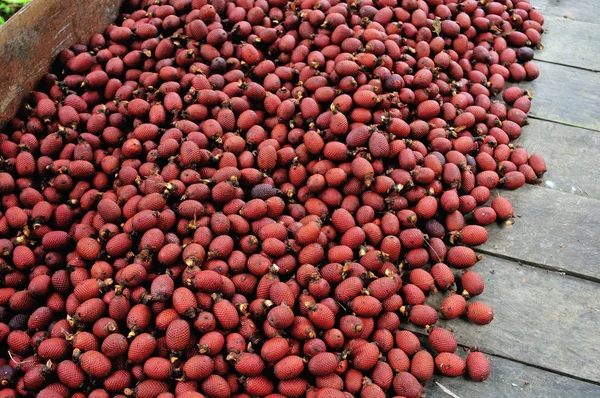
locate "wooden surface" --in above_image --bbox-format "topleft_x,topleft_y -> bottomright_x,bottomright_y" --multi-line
514,119 -> 600,200
0,0 -> 123,128
422,0 -> 600,395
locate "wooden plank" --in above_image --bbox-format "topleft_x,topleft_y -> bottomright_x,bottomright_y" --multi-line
533,0 -> 599,25
0,0 -> 123,128
407,256 -> 600,383
425,356 -> 600,398
479,185 -> 600,280
515,119 -> 600,200
534,15 -> 600,72
518,62 -> 600,131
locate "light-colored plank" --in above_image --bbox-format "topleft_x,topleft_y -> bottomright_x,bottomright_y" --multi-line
425,356 -> 600,398
518,62 -> 600,132
534,15 -> 600,72
480,185 -> 600,280
406,256 -> 600,383
533,0 -> 599,25
514,119 -> 600,200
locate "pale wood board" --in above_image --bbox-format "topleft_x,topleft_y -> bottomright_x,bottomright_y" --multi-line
532,0 -> 599,25
534,16 -> 600,72
517,62 -> 600,132
425,356 -> 600,398
514,119 -> 600,200
478,185 -> 600,280
406,256 -> 600,383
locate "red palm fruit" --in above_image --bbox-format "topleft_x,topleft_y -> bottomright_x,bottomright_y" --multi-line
143,357 -> 172,380
127,333 -> 156,363
368,276 -> 399,300
126,380 -> 169,398
461,271 -> 485,298
371,360 -> 393,390
360,250 -> 389,272
38,337 -> 71,361
76,238 -> 101,261
306,303 -> 335,330
353,342 -> 380,371
79,350 -> 112,378
28,274 -> 52,298
127,303 -> 152,335
7,330 -> 30,354
273,355 -> 305,380
528,154 -> 547,177
393,372 -> 422,398
28,306 -> 53,331
428,328 -> 457,353
150,274 -> 175,302
351,157 -> 374,185
166,319 -> 190,352
198,331 -> 225,355
415,196 -> 438,219
406,304 -> 438,327
308,352 -> 338,376
182,355 -> 214,380
172,287 -> 198,318
447,246 -> 482,268
450,225 -> 488,246
402,284 -> 426,305
201,374 -> 231,398
435,352 -> 466,377
386,348 -> 410,373
349,295 -> 382,317
103,369 -> 132,392
339,315 -> 364,338
491,196 -> 515,224
411,350 -> 435,382
440,293 -> 467,320
408,269 -> 436,293
74,298 -> 106,324
213,297 -> 239,329
467,302 -> 495,325
431,262 -> 455,290
5,206 -> 28,228
399,228 -> 424,249
57,360 -> 85,389
227,352 -> 264,377
466,351 -> 491,381
500,171 -> 526,189
473,207 -> 497,226
101,333 -> 128,359
12,246 -> 35,270
260,336 -> 289,363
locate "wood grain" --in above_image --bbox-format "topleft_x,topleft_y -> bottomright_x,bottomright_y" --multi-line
0,0 -> 123,128
534,16 -> 600,72
515,119 -> 600,200
518,62 -> 600,131
479,185 -> 600,280
407,256 -> 600,383
425,355 -> 600,398
533,0 -> 599,25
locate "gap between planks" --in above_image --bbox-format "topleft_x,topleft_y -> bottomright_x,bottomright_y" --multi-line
474,249 -> 600,285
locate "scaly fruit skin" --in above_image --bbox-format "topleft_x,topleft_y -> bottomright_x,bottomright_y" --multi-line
467,351 -> 491,381
467,302 -> 495,325
0,0 -> 547,393
435,353 -> 466,377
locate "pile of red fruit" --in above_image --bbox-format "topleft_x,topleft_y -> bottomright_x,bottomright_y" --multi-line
0,0 -> 546,397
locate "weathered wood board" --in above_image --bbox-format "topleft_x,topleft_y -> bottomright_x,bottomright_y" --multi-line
517,62 -> 600,132
532,0 -> 599,25
479,185 -> 600,280
425,356 -> 600,398
514,119 -> 600,200
534,16 -> 600,72
0,0 -> 123,128
407,256 -> 600,383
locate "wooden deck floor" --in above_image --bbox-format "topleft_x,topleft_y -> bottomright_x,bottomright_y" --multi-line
422,1 -> 600,397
